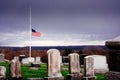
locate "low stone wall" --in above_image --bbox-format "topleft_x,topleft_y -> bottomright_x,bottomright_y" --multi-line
105,71 -> 120,80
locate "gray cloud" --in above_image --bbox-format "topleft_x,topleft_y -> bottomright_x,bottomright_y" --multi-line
0,0 -> 120,46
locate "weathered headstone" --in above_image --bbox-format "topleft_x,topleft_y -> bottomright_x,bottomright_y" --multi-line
82,56 -> 96,80
0,54 -> 4,62
9,58 -> 22,79
105,41 -> 120,72
69,53 -> 80,74
44,49 -> 63,80
10,60 -> 16,78
35,57 -> 41,64
0,66 -> 6,79
90,55 -> 109,73
16,61 -> 22,78
66,53 -> 82,80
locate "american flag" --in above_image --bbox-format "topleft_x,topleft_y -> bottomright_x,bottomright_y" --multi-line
32,29 -> 41,37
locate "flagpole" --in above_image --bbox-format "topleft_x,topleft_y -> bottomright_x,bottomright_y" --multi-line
29,7 -> 31,57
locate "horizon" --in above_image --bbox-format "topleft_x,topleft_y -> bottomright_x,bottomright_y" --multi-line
0,44 -> 106,47
0,45 -> 107,51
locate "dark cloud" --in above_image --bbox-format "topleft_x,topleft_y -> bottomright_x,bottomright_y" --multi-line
31,0 -> 120,13
30,0 -> 120,35
0,0 -> 29,32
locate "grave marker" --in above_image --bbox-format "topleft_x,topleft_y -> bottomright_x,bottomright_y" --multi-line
66,53 -> 82,80
0,66 -> 6,79
44,49 -> 63,80
0,54 -> 4,62
90,55 -> 109,73
82,56 -> 96,80
9,58 -> 22,79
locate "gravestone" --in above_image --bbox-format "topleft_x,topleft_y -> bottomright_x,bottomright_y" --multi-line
16,61 -> 22,78
0,66 -> 6,79
89,55 -> 109,73
35,57 -> 41,64
105,41 -> 120,71
44,49 -> 63,80
82,56 -> 96,80
10,60 -> 16,78
105,41 -> 120,80
22,58 -> 29,64
66,53 -> 82,80
0,54 -> 4,62
69,53 -> 80,74
22,57 -> 35,64
28,57 -> 35,63
9,58 -> 23,79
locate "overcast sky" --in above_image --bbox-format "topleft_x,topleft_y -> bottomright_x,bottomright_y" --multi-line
0,0 -> 120,46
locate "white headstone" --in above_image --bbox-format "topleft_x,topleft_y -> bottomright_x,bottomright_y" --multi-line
69,53 -> 80,74
84,56 -> 94,76
0,66 -> 6,78
22,57 -> 35,64
28,57 -> 35,63
35,57 -> 41,64
22,58 -> 29,64
47,49 -> 62,77
89,55 -> 109,73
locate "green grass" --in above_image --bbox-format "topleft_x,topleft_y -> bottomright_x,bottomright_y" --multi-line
21,63 -> 47,79
95,74 -> 105,80
0,62 -> 105,80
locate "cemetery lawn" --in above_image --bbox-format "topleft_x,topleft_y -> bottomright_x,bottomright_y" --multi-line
0,62 -> 105,80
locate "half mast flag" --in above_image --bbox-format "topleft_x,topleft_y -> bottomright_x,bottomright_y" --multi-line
32,29 -> 41,37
